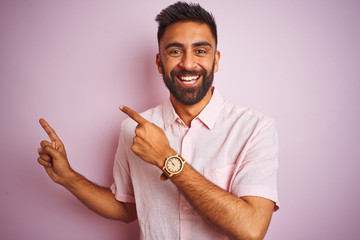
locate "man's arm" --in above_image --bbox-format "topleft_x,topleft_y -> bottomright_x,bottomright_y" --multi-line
171,162 -> 274,240
120,106 -> 275,240
37,119 -> 137,222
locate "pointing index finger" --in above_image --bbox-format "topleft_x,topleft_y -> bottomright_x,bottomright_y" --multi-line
39,118 -> 61,142
119,105 -> 147,124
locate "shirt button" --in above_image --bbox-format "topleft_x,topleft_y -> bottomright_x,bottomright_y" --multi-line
183,205 -> 188,211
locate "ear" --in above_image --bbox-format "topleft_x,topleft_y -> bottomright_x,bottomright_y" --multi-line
156,53 -> 163,74
214,50 -> 221,73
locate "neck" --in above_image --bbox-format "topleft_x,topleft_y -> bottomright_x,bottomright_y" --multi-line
170,87 -> 213,127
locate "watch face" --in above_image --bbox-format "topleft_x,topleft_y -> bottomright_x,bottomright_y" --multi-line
166,156 -> 183,173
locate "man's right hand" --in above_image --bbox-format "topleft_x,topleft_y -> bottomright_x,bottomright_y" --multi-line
36,118 -> 137,222
37,118 -> 75,186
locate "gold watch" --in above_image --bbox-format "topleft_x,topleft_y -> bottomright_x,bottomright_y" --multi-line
160,154 -> 186,181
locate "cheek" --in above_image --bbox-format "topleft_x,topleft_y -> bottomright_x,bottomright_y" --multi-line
199,62 -> 214,73
164,60 -> 180,74
204,56 -> 217,72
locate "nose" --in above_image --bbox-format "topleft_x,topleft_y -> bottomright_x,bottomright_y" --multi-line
179,52 -> 196,71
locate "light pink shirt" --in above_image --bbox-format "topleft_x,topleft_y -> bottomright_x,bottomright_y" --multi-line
111,88 -> 279,240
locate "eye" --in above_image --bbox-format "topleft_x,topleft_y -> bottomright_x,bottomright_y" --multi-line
169,49 -> 182,56
196,49 -> 206,54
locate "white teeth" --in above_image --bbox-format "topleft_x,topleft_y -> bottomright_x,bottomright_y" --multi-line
177,75 -> 199,85
180,75 -> 199,81
182,80 -> 197,85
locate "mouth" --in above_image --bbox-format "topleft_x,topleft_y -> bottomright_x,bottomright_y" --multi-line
176,75 -> 200,86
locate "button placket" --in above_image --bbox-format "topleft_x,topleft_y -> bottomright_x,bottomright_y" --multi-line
179,127 -> 192,239
181,130 -> 192,164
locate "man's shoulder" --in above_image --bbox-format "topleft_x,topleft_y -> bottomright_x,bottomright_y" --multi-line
222,100 -> 273,120
213,89 -> 274,123
220,100 -> 275,128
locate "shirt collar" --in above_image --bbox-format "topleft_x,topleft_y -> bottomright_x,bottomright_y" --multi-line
196,87 -> 224,130
162,87 -> 224,130
162,98 -> 179,130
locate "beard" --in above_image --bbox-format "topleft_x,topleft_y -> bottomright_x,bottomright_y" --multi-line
160,60 -> 215,105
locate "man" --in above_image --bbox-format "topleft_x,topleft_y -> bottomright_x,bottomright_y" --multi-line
37,2 -> 279,240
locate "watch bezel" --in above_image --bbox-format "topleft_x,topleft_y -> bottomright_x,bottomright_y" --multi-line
165,156 -> 184,173
162,154 -> 185,178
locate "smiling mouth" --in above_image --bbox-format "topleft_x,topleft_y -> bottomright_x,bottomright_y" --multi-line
177,75 -> 200,85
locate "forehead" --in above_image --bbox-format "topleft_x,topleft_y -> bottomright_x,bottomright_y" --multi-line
160,21 -> 215,48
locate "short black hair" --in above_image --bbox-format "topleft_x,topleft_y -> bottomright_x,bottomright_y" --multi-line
155,1 -> 217,47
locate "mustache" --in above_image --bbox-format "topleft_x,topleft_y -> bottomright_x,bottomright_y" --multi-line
170,69 -> 207,77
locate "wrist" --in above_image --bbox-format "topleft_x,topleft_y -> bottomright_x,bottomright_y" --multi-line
157,149 -> 178,169
160,153 -> 186,181
60,170 -> 81,190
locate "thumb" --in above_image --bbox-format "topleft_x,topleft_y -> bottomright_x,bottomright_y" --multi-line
42,145 -> 61,159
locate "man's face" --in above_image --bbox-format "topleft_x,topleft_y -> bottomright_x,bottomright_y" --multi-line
156,21 -> 220,105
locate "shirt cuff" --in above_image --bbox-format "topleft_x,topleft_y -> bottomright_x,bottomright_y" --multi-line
110,183 -> 136,203
234,185 -> 279,211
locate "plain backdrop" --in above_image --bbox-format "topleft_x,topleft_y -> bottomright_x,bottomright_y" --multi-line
1,0 -> 359,239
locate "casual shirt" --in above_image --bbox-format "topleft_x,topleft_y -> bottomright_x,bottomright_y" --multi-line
111,88 -> 279,240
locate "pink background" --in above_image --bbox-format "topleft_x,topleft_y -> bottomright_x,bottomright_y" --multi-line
1,0 -> 359,239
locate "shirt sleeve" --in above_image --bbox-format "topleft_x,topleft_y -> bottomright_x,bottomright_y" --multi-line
110,121 -> 136,203
231,117 -> 279,210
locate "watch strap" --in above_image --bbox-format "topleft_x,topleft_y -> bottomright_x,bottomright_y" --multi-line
160,173 -> 168,181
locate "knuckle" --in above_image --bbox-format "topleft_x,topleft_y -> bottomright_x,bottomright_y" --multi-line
134,128 -> 140,135
134,127 -> 144,137
131,145 -> 137,153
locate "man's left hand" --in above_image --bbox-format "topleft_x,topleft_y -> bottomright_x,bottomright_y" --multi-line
120,105 -> 176,168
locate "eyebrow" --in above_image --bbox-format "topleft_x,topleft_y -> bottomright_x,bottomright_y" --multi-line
192,41 -> 212,48
165,41 -> 213,50
165,42 -> 183,50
